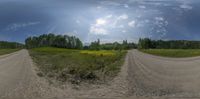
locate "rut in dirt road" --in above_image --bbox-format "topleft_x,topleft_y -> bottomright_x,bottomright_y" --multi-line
127,50 -> 200,97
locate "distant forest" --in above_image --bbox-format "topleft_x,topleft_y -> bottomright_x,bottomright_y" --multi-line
0,41 -> 24,49
2,33 -> 200,50
138,38 -> 200,49
25,34 -> 137,50
25,34 -> 83,49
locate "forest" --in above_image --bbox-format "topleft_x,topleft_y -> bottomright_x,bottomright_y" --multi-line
138,38 -> 200,49
25,34 -> 137,50
25,34 -> 83,49
2,34 -> 200,50
0,41 -> 24,49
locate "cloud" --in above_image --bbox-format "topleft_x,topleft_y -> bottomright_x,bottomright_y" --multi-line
124,4 -> 129,8
179,4 -> 193,10
139,5 -> 146,9
76,20 -> 80,24
118,14 -> 128,20
100,1 -> 121,6
90,26 -> 107,35
122,30 -> 127,33
89,14 -> 129,35
155,17 -> 164,21
6,21 -> 40,31
128,20 -> 136,28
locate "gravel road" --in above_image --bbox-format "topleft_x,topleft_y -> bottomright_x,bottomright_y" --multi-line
128,50 -> 200,98
0,49 -> 65,99
1,49 -> 200,99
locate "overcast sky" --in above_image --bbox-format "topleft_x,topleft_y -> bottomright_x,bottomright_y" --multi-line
0,0 -> 200,43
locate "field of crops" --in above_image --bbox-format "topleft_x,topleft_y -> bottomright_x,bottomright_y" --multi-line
29,47 -> 126,84
140,49 -> 200,57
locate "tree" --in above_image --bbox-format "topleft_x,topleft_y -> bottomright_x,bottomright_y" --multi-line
138,38 -> 200,49
25,33 -> 83,49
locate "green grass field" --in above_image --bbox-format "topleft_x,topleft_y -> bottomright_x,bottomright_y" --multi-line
29,47 -> 126,84
0,49 -> 20,55
140,49 -> 200,58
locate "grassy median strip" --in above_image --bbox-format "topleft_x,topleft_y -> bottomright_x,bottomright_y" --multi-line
0,49 -> 20,55
29,47 -> 126,84
140,49 -> 200,58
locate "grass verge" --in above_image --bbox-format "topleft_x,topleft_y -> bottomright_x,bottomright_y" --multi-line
140,49 -> 200,58
0,49 -> 20,55
29,47 -> 127,84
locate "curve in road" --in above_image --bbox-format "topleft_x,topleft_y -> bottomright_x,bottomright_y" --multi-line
128,50 -> 200,98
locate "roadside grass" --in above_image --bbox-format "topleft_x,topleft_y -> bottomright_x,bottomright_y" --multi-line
0,49 -> 20,55
140,49 -> 200,58
29,47 -> 127,84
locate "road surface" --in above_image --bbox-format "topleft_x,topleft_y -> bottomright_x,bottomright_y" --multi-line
0,50 -> 61,99
1,49 -> 200,99
0,49 -> 34,98
127,50 -> 200,98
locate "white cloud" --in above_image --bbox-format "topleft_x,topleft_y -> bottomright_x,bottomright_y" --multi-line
97,6 -> 102,9
122,30 -> 126,33
119,25 -> 124,28
124,4 -> 129,8
155,17 -> 164,21
89,14 -> 129,35
6,21 -> 40,31
118,14 -> 128,20
100,1 -> 120,6
90,26 -> 107,35
180,4 -> 192,10
106,14 -> 113,18
76,20 -> 80,24
128,20 -> 136,28
96,18 -> 107,26
139,5 -> 146,9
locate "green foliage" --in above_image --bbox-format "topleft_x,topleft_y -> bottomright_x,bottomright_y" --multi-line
29,47 -> 127,83
0,49 -> 20,55
89,39 -> 101,50
25,33 -> 83,49
141,49 -> 200,57
0,41 -> 24,49
138,38 -> 200,49
89,39 -> 137,50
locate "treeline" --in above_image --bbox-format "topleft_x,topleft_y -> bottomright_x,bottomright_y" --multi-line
25,33 -> 137,50
0,41 -> 24,49
88,39 -> 137,50
25,34 -> 83,49
138,38 -> 200,49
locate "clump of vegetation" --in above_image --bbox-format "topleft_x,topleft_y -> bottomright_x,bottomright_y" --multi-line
88,39 -> 137,50
0,41 -> 24,49
0,41 -> 23,55
30,47 -> 126,84
0,49 -> 20,55
80,50 -> 115,56
25,33 -> 83,49
140,49 -> 200,58
138,38 -> 200,49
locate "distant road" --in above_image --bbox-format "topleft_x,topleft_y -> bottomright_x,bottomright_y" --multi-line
127,50 -> 200,98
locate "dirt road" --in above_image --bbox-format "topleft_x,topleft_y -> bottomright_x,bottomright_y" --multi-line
127,50 -> 200,98
1,49 -> 200,99
0,50 -> 65,99
0,49 -> 34,98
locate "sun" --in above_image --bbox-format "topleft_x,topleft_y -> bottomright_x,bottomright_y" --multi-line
96,18 -> 107,25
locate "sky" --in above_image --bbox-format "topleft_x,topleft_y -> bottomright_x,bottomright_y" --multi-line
0,0 -> 200,43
